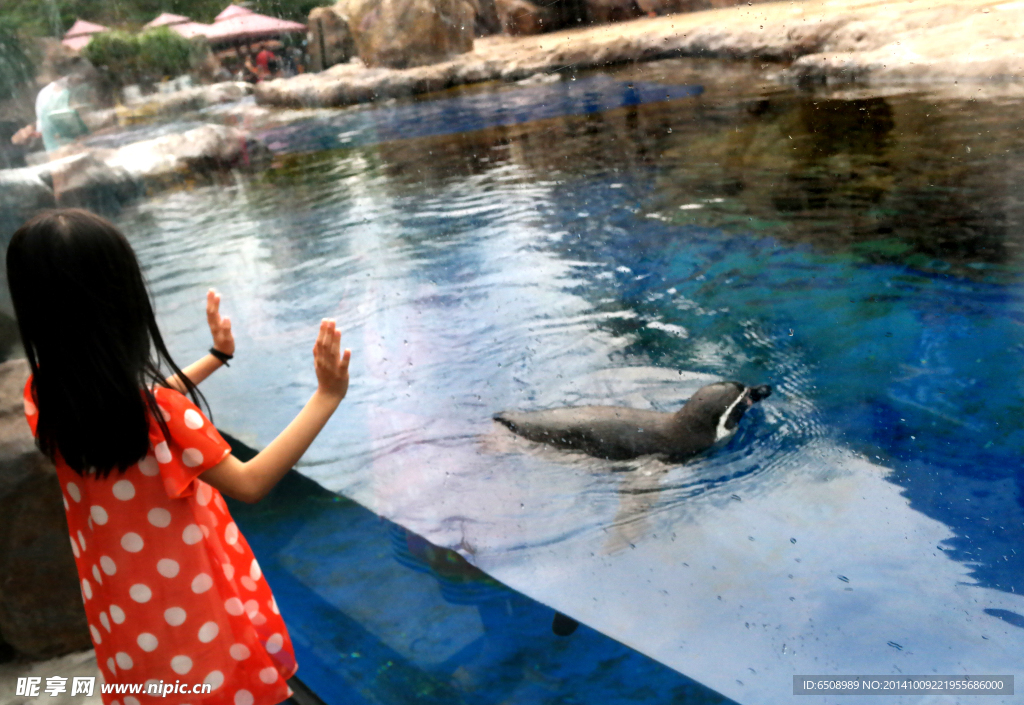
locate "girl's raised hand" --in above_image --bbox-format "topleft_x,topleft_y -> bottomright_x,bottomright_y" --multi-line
207,289 -> 235,356
313,318 -> 351,401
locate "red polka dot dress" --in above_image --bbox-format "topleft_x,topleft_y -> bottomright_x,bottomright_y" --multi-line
24,378 -> 297,705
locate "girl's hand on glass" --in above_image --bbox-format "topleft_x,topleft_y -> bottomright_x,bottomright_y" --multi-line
313,318 -> 351,401
207,288 -> 235,356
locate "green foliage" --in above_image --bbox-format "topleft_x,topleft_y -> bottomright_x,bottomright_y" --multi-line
0,17 -> 35,102
83,26 -> 197,85
137,26 -> 192,78
82,29 -> 140,79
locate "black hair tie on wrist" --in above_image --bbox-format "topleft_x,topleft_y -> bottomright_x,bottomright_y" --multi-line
209,348 -> 233,366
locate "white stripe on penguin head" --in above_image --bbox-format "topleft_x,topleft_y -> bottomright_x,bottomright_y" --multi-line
715,388 -> 748,442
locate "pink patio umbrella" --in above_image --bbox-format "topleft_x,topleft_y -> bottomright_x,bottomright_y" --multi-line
203,5 -> 306,45
62,19 -> 109,51
143,12 -> 215,39
143,12 -> 191,28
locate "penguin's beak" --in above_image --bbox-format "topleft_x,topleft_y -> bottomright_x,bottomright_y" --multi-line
748,385 -> 772,402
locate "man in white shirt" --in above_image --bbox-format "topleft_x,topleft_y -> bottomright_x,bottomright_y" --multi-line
11,57 -> 92,152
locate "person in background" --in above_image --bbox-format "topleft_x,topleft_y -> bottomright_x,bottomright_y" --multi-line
11,57 -> 92,153
255,43 -> 279,81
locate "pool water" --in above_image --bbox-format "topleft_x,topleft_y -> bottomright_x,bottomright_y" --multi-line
102,58 -> 1024,702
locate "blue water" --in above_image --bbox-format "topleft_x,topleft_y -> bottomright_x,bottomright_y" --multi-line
5,58 -> 1023,703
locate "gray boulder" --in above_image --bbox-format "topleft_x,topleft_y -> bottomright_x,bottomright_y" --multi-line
585,0 -> 643,24
494,0 -> 552,34
30,153 -> 139,212
104,124 -> 271,189
0,169 -> 57,242
0,359 -> 91,659
347,0 -> 476,68
308,5 -> 358,71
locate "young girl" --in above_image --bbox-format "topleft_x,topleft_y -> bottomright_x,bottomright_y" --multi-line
7,208 -> 351,705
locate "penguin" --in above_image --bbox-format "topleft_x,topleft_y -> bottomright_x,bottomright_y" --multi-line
493,381 -> 771,461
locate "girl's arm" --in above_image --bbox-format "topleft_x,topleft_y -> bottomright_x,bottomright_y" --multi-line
166,289 -> 235,392
201,318 -> 351,504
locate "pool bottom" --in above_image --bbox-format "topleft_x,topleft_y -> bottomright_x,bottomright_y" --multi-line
222,435 -> 732,705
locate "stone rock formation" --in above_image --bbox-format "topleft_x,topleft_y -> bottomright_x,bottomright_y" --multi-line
470,0 -> 503,35
495,0 -> 553,35
102,124 -> 272,189
584,0 -> 643,25
346,0 -> 476,68
308,5 -> 358,72
31,152 -> 139,212
0,359 -> 91,659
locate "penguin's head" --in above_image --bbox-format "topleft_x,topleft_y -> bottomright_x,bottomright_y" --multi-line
677,381 -> 772,442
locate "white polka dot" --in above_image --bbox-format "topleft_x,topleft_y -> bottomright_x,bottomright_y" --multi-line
129,584 -> 152,603
244,599 -> 259,617
143,680 -> 160,694
90,505 -> 108,525
224,597 -> 244,616
66,482 -> 81,502
109,604 -> 125,624
115,652 -> 133,670
171,655 -> 193,675
184,409 -> 204,429
266,633 -> 283,654
24,397 -> 37,415
92,564 -> 102,584
191,573 -> 213,593
100,555 -> 117,575
155,441 -> 171,464
229,643 -> 250,660
63,495 -> 69,510
100,611 -> 110,632
136,632 -> 158,652
198,621 -> 219,643
224,522 -> 238,545
106,657 -> 116,675
182,448 -> 204,468
138,456 -> 159,476
87,517 -> 93,531
269,597 -> 279,615
240,576 -> 257,591
148,507 -> 171,528
223,563 -> 235,581
70,537 -> 80,559
201,525 -> 210,539
182,524 -> 203,545
249,559 -> 261,581
164,606 -> 186,626
90,624 -> 102,644
259,667 -> 278,684
250,612 -> 267,626
204,670 -> 224,691
195,482 -> 212,507
121,533 -> 143,553
234,689 -> 254,705
158,405 -> 171,421
124,697 -> 140,705
82,578 -> 92,600
112,479 -> 135,501
215,494 -> 227,513
78,531 -> 86,551
157,558 -> 180,578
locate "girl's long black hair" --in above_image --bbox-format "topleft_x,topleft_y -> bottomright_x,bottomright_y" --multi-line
7,208 -> 206,478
